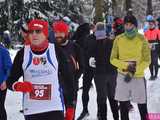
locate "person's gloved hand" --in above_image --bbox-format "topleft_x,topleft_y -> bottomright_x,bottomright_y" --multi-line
65,107 -> 75,120
12,81 -> 33,93
127,61 -> 136,73
89,57 -> 96,68
124,61 -> 136,83
124,72 -> 133,83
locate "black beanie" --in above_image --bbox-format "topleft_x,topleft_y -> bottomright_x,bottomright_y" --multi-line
124,15 -> 138,27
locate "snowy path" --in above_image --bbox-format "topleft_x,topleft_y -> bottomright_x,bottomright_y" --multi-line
5,49 -> 160,120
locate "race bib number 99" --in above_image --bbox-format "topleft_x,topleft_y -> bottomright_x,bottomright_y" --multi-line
30,84 -> 51,100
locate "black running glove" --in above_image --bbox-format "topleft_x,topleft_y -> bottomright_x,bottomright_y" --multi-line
124,62 -> 136,83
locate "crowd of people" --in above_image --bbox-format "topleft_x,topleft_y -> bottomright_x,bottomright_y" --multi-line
1,10 -> 160,120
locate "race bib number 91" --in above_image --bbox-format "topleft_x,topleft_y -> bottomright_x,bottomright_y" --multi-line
30,84 -> 51,100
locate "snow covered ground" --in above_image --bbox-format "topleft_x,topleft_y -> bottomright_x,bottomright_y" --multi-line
5,40 -> 160,120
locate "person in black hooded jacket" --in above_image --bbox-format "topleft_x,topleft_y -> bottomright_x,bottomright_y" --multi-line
52,21 -> 84,120
77,27 -> 97,120
92,22 -> 119,120
71,23 -> 90,49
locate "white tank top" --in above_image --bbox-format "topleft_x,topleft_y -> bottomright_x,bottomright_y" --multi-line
22,43 -> 64,115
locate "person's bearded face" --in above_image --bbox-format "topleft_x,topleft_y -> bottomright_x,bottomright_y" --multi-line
55,32 -> 67,44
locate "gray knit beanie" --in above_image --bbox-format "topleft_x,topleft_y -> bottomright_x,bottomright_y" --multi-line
94,22 -> 107,40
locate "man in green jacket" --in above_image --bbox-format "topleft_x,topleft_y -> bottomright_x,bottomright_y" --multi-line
110,15 -> 151,120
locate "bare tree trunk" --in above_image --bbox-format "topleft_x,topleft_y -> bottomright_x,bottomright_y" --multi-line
104,0 -> 109,14
6,0 -> 12,31
146,0 -> 152,15
112,0 -> 125,17
126,0 -> 132,11
95,0 -> 104,23
112,0 -> 117,15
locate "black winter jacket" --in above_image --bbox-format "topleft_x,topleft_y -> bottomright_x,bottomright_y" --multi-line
90,36 -> 117,75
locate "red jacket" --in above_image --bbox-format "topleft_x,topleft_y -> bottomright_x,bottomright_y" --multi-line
144,29 -> 159,43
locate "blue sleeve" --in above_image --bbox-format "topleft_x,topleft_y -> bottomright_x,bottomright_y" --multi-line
2,48 -> 12,81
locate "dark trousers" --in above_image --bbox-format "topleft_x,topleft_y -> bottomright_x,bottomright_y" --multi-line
82,67 -> 95,111
63,92 -> 77,120
149,49 -> 159,77
119,101 -> 148,120
0,89 -> 7,120
94,74 -> 119,120
158,43 -> 160,61
24,111 -> 64,120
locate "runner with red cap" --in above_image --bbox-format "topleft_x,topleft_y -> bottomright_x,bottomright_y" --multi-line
3,19 -> 65,120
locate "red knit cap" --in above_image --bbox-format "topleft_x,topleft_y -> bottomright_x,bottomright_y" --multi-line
28,19 -> 48,37
113,18 -> 124,30
52,21 -> 69,37
115,18 -> 124,25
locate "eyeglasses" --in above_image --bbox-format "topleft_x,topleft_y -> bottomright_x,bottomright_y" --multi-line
29,30 -> 42,34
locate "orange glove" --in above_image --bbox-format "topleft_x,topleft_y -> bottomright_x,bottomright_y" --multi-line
65,107 -> 75,120
13,81 -> 33,93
